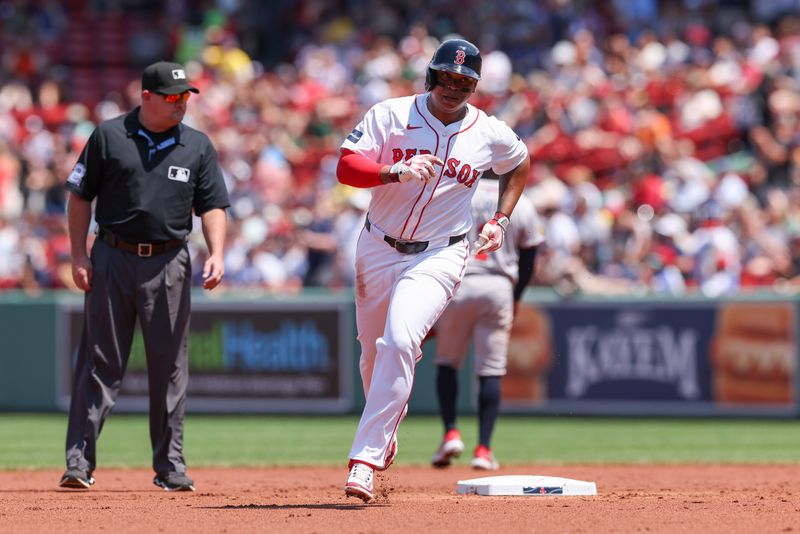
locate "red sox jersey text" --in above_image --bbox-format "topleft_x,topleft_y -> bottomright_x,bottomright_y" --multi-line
342,94 -> 527,241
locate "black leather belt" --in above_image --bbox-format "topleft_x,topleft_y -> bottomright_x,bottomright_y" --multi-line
364,218 -> 465,254
97,227 -> 185,257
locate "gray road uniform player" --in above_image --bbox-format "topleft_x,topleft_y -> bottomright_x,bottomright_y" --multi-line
432,175 -> 543,469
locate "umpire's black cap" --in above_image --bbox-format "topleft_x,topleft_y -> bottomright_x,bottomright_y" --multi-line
141,61 -> 200,95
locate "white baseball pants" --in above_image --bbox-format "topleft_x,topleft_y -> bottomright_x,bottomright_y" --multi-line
348,223 -> 469,468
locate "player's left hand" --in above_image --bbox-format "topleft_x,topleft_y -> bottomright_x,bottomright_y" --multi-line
202,254 -> 225,290
472,212 -> 509,254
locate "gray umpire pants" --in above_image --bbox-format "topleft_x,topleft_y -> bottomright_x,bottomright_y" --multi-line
65,238 -> 192,476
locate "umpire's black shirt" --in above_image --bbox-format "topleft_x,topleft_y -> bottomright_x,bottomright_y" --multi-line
65,107 -> 230,242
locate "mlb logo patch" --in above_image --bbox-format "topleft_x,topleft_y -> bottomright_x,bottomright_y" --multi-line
346,129 -> 363,143
171,69 -> 187,80
167,166 -> 190,182
67,163 -> 86,186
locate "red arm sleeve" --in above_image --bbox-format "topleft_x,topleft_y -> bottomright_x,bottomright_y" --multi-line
337,149 -> 386,188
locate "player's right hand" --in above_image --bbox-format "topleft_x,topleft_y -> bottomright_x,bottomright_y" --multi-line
71,255 -> 93,292
390,154 -> 443,184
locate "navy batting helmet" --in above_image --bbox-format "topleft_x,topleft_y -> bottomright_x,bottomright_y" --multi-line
425,38 -> 482,91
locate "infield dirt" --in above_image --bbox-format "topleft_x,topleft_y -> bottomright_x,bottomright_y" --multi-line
2,465 -> 798,533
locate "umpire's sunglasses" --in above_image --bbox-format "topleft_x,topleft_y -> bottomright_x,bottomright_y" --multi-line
156,91 -> 192,103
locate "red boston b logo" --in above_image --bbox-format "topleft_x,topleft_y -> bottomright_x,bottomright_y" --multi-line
455,50 -> 465,65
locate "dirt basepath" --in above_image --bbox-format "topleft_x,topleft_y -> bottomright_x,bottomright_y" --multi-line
2,465 -> 798,533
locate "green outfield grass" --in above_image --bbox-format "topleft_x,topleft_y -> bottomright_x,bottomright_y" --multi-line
1,413 -> 799,470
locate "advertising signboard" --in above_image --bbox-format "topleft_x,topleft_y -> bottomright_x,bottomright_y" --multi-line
503,301 -> 796,417
58,300 -> 354,413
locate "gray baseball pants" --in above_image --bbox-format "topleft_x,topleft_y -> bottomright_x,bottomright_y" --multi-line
65,238 -> 192,476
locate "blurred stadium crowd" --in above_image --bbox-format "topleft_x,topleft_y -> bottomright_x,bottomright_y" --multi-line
0,0 -> 798,296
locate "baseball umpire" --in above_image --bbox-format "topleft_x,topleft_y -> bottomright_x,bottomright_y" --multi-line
337,38 -> 530,502
431,172 -> 542,470
59,61 -> 229,491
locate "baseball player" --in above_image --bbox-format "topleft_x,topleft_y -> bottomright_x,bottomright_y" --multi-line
430,172 -> 543,470
336,38 -> 530,502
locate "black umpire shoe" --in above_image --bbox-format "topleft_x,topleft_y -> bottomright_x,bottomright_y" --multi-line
59,468 -> 95,489
153,472 -> 195,492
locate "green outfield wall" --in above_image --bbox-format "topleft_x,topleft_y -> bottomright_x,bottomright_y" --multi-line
0,289 -> 797,417
0,292 -> 62,410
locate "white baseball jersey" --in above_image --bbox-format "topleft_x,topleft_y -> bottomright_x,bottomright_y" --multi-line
341,94 -> 528,241
342,93 -> 528,470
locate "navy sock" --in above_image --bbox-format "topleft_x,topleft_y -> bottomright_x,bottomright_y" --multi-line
436,365 -> 458,431
478,376 -> 501,447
